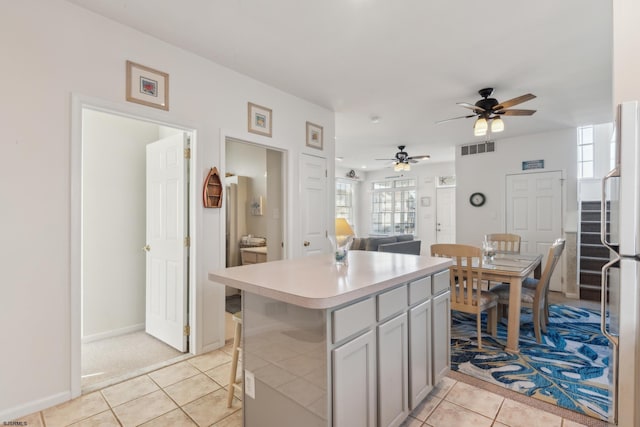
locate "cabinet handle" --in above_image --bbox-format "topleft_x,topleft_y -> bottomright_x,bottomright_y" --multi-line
303,241 -> 310,247
143,245 -> 151,252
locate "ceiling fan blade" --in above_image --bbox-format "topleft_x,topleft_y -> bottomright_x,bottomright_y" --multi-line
436,114 -> 476,124
457,102 -> 485,112
408,155 -> 430,161
500,109 -> 537,116
375,158 -> 396,161
493,93 -> 536,110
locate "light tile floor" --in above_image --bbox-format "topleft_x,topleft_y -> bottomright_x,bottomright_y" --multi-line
12,340 -> 602,427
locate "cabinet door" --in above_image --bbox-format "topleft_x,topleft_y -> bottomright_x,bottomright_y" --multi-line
432,291 -> 451,384
409,300 -> 432,409
333,330 -> 376,427
378,313 -> 408,427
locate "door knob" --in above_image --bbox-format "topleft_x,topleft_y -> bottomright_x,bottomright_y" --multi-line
303,241 -> 310,247
143,244 -> 151,252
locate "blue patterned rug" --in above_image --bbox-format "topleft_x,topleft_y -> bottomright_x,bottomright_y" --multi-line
451,304 -> 612,422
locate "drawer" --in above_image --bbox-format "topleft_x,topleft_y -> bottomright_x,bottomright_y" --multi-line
332,298 -> 375,343
432,270 -> 450,295
377,285 -> 407,321
408,277 -> 431,305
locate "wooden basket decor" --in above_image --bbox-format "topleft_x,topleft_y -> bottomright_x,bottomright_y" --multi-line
203,167 -> 223,208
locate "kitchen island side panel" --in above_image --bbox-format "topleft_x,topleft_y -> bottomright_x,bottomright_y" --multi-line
243,292 -> 330,427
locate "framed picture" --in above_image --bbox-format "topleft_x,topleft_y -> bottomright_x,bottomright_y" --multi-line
126,61 -> 169,110
306,121 -> 323,150
248,102 -> 272,137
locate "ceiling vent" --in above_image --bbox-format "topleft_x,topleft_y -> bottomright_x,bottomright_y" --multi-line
460,141 -> 495,156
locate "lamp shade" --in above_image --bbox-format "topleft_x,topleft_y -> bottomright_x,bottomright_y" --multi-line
335,218 -> 354,236
491,117 -> 504,132
473,117 -> 488,136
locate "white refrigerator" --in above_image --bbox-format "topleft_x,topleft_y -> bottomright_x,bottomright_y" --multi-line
601,101 -> 640,426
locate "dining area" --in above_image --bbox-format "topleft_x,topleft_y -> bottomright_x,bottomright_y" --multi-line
432,233 -> 566,353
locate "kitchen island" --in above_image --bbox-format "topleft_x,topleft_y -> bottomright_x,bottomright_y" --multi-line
209,250 -> 452,427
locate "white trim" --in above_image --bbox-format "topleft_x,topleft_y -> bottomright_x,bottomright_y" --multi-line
81,323 -> 145,344
70,93 -> 199,398
0,392 -> 70,422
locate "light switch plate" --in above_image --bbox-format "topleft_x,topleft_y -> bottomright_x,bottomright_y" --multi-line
245,370 -> 255,399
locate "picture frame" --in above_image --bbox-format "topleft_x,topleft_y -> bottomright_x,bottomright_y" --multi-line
248,102 -> 272,137
126,61 -> 169,110
306,121 -> 323,150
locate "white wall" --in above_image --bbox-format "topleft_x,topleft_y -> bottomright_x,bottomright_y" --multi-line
82,109 -> 169,339
455,128 -> 577,246
355,162 -> 456,253
0,1 -> 334,419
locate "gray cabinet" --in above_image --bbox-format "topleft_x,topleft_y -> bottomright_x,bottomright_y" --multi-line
331,270 -> 450,427
432,290 -> 451,384
333,329 -> 377,427
377,312 -> 408,427
408,299 -> 432,408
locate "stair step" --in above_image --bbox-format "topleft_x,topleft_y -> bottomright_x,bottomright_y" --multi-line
580,271 -> 602,286
581,211 -> 610,221
580,285 -> 603,302
580,244 -> 611,258
582,222 -> 610,233
581,258 -> 609,270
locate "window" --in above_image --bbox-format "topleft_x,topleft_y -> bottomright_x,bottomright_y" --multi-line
336,180 -> 354,225
577,125 -> 594,179
371,178 -> 416,235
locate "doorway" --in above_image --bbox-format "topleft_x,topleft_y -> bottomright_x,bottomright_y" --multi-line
223,137 -> 285,339
78,107 -> 194,392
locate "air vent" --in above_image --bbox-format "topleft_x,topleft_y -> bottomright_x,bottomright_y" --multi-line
460,141 -> 496,156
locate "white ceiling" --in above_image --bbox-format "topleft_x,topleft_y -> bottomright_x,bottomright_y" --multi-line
68,0 -> 613,170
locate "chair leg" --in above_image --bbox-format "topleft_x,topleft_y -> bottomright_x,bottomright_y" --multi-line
487,306 -> 497,337
533,307 -> 542,344
227,317 -> 242,408
477,312 -> 483,349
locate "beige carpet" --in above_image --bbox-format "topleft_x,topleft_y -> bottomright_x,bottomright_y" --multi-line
82,331 -> 186,392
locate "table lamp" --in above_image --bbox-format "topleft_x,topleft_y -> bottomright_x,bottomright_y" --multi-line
335,218 -> 355,245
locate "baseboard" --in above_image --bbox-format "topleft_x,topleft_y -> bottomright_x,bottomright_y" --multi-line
0,391 -> 70,422
564,292 -> 580,299
82,323 -> 144,344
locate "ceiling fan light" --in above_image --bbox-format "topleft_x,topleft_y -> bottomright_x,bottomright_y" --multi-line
403,162 -> 411,171
491,117 -> 504,133
473,117 -> 488,136
394,162 -> 403,172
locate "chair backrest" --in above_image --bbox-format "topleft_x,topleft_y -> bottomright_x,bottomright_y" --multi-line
533,238 -> 566,306
431,244 -> 483,312
485,233 -> 521,254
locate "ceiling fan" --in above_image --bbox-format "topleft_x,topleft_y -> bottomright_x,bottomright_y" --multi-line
376,145 -> 430,171
437,88 -> 536,136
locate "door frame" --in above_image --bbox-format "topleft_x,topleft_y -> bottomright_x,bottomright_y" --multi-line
70,94 -> 198,398
220,129 -> 292,268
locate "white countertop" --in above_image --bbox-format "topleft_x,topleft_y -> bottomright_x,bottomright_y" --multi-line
209,251 -> 452,309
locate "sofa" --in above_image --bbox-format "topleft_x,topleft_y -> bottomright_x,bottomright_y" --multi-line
351,234 -> 421,255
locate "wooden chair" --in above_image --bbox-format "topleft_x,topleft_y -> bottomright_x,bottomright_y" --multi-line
522,238 -> 566,327
490,239 -> 565,343
431,244 -> 498,349
485,233 -> 521,254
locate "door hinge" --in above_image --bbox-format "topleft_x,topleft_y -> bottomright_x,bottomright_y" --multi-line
184,236 -> 190,247
183,325 -> 190,336
184,148 -> 191,159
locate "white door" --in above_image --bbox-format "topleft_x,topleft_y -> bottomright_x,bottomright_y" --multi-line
436,187 -> 456,243
145,133 -> 188,351
506,171 -> 563,291
300,154 -> 327,256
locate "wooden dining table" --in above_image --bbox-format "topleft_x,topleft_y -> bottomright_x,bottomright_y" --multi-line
458,252 -> 542,352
